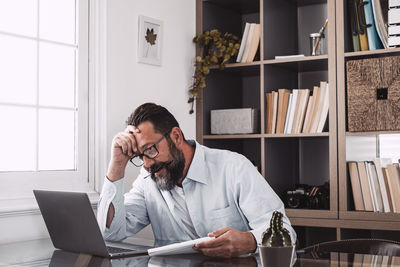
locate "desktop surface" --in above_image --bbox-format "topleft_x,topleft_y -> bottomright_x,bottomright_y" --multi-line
1,238 -> 399,266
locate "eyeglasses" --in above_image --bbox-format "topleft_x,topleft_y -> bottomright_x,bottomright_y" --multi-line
130,133 -> 168,167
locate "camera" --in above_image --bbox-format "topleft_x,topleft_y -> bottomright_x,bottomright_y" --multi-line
284,182 -> 329,209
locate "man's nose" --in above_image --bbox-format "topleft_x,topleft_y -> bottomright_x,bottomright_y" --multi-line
143,156 -> 155,169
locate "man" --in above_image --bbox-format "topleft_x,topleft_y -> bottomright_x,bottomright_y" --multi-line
97,103 -> 296,258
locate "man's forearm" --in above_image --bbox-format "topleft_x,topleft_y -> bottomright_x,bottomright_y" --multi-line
106,160 -> 127,182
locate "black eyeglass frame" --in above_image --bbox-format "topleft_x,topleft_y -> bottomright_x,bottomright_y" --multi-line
129,132 -> 169,167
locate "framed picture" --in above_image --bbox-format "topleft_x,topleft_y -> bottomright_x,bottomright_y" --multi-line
137,16 -> 163,66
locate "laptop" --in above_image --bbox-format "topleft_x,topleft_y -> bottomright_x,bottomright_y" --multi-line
33,189 -> 151,258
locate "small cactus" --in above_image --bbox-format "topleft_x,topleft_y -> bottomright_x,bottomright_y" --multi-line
261,211 -> 292,247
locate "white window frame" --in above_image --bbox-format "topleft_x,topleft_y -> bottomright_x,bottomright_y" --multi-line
0,0 -> 108,213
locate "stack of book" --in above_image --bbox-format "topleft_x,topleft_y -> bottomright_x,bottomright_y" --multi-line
389,0 -> 400,47
353,254 -> 400,266
348,159 -> 400,213
236,22 -> 261,63
265,82 -> 329,134
348,0 -> 386,51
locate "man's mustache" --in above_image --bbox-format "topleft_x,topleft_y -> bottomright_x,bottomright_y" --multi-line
149,160 -> 173,174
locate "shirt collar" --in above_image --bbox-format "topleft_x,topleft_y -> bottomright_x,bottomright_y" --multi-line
184,140 -> 208,185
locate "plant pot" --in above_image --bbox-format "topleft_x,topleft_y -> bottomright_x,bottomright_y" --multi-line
258,245 -> 295,267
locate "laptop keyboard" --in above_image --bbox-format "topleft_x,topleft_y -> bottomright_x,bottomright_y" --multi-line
107,246 -> 136,254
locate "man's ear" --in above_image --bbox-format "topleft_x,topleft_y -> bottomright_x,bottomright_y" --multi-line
170,127 -> 183,146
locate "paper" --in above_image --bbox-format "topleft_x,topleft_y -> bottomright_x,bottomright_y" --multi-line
147,237 -> 214,256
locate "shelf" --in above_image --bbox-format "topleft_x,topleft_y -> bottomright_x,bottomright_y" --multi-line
203,134 -> 262,139
264,132 -> 329,138
203,0 -> 259,14
209,61 -> 261,70
346,130 -> 400,136
340,211 -> 400,225
203,133 -> 330,139
264,54 -> 327,64
263,55 -> 328,72
286,209 -> 337,219
294,0 -> 327,6
344,48 -> 400,59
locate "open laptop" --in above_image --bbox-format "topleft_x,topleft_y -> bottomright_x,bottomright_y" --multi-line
33,190 -> 151,258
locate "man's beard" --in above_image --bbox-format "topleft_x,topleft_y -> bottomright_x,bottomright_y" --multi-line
149,138 -> 185,191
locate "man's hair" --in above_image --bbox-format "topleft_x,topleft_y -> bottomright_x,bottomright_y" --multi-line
126,103 -> 183,137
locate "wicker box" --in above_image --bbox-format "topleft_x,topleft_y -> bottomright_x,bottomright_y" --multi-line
210,108 -> 258,134
346,56 -> 400,132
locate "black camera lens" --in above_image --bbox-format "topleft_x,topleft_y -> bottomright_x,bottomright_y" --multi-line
287,194 -> 302,209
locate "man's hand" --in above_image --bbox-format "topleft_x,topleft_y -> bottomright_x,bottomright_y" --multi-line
107,126 -> 139,182
194,227 -> 257,258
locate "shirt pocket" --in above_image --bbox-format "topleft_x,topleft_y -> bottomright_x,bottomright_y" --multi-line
209,205 -> 245,231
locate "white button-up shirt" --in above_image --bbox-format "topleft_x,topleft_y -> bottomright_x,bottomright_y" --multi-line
97,141 -> 296,245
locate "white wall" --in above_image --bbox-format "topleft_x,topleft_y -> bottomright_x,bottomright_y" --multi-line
105,0 -> 196,238
0,0 -> 196,244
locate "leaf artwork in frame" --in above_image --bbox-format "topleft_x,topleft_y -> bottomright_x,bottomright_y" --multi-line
138,16 -> 163,66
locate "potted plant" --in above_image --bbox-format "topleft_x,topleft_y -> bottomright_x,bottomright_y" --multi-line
188,29 -> 240,114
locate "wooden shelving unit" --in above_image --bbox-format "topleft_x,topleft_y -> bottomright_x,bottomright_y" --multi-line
336,0 -> 400,241
196,0 -> 400,247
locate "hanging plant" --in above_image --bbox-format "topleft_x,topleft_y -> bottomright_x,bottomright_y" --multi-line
188,29 -> 240,114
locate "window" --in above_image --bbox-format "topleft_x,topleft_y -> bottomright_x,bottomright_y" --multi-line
0,0 -> 92,199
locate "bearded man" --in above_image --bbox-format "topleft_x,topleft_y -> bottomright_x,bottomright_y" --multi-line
97,103 -> 296,258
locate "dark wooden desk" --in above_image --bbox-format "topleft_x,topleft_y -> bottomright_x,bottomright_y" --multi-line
1,238 -> 399,266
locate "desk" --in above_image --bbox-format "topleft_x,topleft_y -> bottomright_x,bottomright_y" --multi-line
1,238 -> 400,267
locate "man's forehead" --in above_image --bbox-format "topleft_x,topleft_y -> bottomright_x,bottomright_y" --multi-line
128,121 -> 160,148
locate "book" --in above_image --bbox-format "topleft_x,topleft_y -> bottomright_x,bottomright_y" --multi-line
362,254 -> 374,266
284,93 -> 293,133
241,23 -> 256,63
387,163 -> 400,213
391,254 -> 400,266
366,162 -> 379,211
302,95 -> 314,133
370,162 -> 384,212
316,83 -> 329,133
382,167 -> 394,212
358,0 -> 370,51
373,158 -> 392,213
148,236 -> 214,256
353,253 -> 364,267
305,86 -> 320,133
349,0 -> 361,51
245,24 -> 261,63
276,89 -> 290,134
357,161 -> 374,211
371,0 -> 389,48
381,255 -> 389,267
266,92 -> 273,134
389,25 -> 400,35
294,89 -> 310,133
310,82 -> 327,133
274,54 -> 305,60
348,162 -> 365,211
271,91 -> 279,134
363,0 -> 383,50
389,7 -> 400,24
286,89 -> 299,134
291,90 -> 304,134
389,0 -> 400,7
389,36 -> 400,47
303,86 -> 318,133
236,23 -> 251,63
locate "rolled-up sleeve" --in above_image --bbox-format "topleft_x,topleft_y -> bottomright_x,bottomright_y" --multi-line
97,177 -> 126,240
97,173 -> 150,241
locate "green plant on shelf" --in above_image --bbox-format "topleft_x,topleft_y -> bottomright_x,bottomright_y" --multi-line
188,29 -> 240,114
